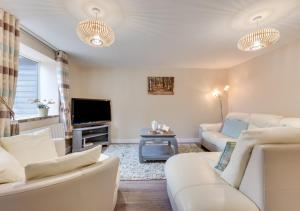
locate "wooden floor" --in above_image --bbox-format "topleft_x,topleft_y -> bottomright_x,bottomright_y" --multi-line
115,180 -> 172,211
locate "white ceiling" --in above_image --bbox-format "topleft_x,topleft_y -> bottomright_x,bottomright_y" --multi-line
1,0 -> 300,69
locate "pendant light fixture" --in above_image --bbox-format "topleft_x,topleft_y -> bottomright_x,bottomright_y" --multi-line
76,8 -> 115,47
237,16 -> 280,51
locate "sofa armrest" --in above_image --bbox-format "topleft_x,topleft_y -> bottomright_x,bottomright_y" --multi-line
240,144 -> 300,211
200,123 -> 222,132
52,138 -> 66,156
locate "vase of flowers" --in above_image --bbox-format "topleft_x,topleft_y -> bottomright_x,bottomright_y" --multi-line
32,99 -> 55,117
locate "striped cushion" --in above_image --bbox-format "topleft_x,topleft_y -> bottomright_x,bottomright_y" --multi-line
215,142 -> 236,171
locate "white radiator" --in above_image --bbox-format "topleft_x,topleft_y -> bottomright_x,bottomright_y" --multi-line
21,123 -> 65,139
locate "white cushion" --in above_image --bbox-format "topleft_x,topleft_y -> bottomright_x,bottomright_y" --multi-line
0,146 -> 24,184
248,113 -> 282,129
25,146 -> 101,180
165,152 -> 224,198
226,112 -> 250,123
221,127 -> 300,188
0,129 -> 58,167
202,131 -> 237,151
165,152 -> 258,211
200,123 -> 222,132
175,184 -> 259,211
280,118 -> 300,128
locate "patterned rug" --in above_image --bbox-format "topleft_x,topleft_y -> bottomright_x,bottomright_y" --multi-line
104,144 -> 203,180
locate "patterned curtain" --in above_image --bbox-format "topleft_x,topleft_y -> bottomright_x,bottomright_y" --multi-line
0,9 -> 20,137
56,51 -> 72,139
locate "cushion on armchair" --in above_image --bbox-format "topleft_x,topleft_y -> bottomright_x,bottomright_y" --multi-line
0,129 -> 58,167
25,146 -> 101,180
0,146 -> 24,184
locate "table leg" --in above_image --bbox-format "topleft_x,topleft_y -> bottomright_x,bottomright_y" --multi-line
172,138 -> 179,154
139,139 -> 144,163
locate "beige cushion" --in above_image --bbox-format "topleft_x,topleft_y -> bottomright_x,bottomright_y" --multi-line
25,146 -> 101,180
0,129 -> 58,167
248,113 -> 282,129
280,118 -> 300,128
221,127 -> 300,188
0,147 -> 24,184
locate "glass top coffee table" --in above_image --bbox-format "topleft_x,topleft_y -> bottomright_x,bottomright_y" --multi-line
139,128 -> 178,163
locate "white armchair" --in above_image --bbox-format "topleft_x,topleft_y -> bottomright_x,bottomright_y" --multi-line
0,140 -> 120,211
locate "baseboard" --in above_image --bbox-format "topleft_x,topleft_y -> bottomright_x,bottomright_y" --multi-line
111,138 -> 200,144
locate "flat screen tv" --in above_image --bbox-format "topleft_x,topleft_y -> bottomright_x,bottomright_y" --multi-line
71,98 -> 111,125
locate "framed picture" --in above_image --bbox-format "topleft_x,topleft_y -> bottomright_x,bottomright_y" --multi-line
148,76 -> 174,95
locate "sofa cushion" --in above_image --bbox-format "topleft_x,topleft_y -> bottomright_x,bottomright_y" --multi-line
0,146 -> 24,184
174,184 -> 259,211
215,142 -> 236,171
226,112 -> 250,122
165,152 -> 223,199
0,129 -> 58,167
221,127 -> 300,188
202,131 -> 236,151
25,146 -> 101,180
280,118 -> 300,128
248,113 -> 282,129
221,119 -> 249,138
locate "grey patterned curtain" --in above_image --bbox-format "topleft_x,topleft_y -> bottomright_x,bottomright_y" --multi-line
56,51 -> 72,140
0,9 -> 20,137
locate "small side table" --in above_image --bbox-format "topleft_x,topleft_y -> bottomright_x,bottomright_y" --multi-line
139,128 -> 178,163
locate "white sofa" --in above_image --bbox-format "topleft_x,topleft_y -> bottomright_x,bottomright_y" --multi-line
200,112 -> 300,151
0,138 -> 120,211
165,144 -> 300,211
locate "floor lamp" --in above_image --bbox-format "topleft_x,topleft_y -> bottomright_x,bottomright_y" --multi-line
212,85 -> 230,122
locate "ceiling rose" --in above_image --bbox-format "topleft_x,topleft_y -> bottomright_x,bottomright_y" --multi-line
76,7 -> 115,47
237,16 -> 280,51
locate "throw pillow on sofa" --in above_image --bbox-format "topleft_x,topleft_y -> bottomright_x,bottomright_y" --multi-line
0,146 -> 24,184
0,129 -> 58,167
221,119 -> 248,138
215,141 -> 236,171
25,145 -> 102,180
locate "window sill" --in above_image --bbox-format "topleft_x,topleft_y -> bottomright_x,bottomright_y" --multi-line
16,115 -> 59,123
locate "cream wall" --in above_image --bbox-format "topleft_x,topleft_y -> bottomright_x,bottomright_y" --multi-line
228,40 -> 300,117
69,64 -> 228,142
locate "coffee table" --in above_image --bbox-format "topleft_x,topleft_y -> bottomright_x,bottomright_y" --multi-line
139,128 -> 178,163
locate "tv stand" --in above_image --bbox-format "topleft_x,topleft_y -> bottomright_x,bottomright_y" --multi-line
72,123 -> 111,152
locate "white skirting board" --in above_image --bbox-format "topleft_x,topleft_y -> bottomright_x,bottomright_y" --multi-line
111,138 -> 201,144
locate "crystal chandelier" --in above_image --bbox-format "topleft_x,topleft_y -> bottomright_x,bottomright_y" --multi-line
237,16 -> 280,51
76,8 -> 115,47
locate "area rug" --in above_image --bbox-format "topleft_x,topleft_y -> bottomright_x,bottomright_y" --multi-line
104,144 -> 203,180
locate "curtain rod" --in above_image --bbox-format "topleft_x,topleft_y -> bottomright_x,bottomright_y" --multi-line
20,24 -> 58,51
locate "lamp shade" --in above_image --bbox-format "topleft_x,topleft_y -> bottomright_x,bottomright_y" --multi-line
76,19 -> 115,47
238,28 -> 280,51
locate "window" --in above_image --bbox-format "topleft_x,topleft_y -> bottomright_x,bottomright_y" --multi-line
14,43 -> 60,120
13,56 -> 39,118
